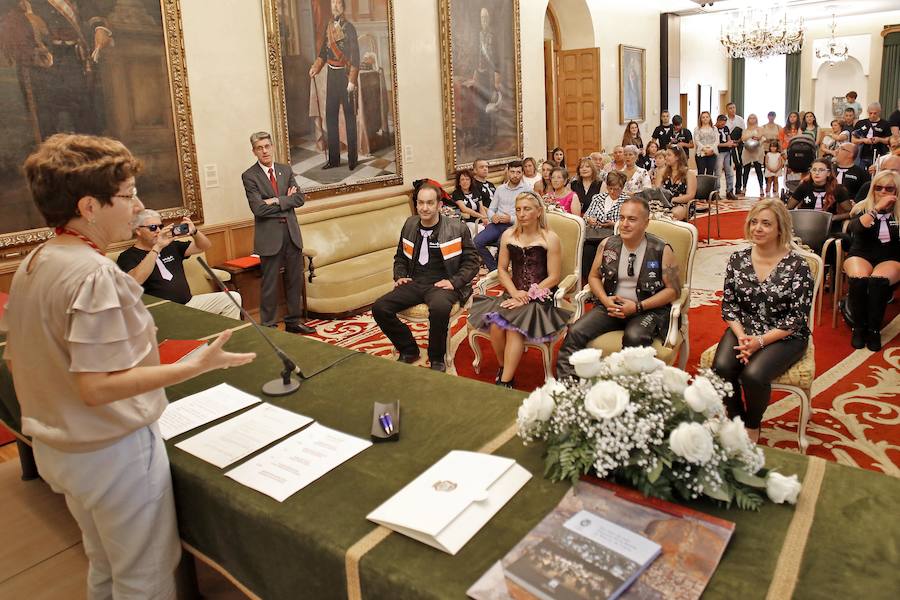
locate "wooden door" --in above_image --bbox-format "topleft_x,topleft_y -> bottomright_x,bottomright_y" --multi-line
556,48 -> 600,173
679,93 -> 688,121
544,40 -> 558,151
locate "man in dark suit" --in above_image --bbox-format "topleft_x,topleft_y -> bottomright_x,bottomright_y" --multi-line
241,131 -> 314,334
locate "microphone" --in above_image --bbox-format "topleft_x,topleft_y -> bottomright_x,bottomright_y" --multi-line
196,257 -> 305,396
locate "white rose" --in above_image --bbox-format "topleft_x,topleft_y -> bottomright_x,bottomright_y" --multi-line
618,346 -> 665,374
569,348 -> 603,379
660,366 -> 691,394
540,378 -> 566,406
517,388 -> 555,429
718,416 -> 750,453
668,422 -> 715,464
584,380 -> 630,420
766,472 -> 802,504
684,376 -> 722,415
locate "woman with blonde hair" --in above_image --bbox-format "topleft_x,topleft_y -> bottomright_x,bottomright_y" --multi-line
522,156 -> 541,189
655,145 -> 697,221
467,191 -> 571,387
843,169 -> 900,350
712,199 -> 814,442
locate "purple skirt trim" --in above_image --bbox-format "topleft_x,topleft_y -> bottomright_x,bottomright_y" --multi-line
479,312 -> 560,343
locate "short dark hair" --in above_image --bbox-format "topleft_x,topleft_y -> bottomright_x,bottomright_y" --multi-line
473,158 -> 488,168
726,102 -> 736,109
716,114 -> 727,122
415,181 -> 442,203
507,160 -> 523,170
672,115 -> 683,126
23,134 -> 142,228
605,170 -> 627,188
621,195 -> 650,216
847,91 -> 858,100
844,107 -> 856,115
768,111 -> 777,117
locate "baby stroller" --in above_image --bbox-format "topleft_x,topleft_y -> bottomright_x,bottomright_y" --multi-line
780,135 -> 817,202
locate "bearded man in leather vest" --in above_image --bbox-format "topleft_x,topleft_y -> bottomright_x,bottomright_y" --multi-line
556,196 -> 681,380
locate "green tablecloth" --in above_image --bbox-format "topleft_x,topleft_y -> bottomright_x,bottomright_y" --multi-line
1,300 -> 899,599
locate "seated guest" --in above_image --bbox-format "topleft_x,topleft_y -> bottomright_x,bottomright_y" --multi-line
556,195 -> 679,380
522,157 -> 541,189
655,146 -> 697,221
581,171 -> 628,282
468,191 -> 570,387
2,134 -> 255,600
873,135 -> 900,173
451,168 -> 488,236
622,120 -> 644,153
636,141 -> 660,180
820,120 -> 850,159
570,157 -> 602,210
832,143 -> 869,199
543,167 -> 580,214
590,151 -> 606,174
602,146 -> 626,177
472,157 -> 496,203
475,160 -> 527,270
712,200 -> 814,442
372,182 -> 479,371
843,170 -> 900,351
550,147 -> 567,172
787,159 -> 852,227
117,210 -> 242,319
533,159 -> 555,195
855,155 -> 900,201
621,145 -> 652,195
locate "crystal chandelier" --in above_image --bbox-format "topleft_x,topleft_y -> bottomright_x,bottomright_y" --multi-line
720,8 -> 805,59
815,14 -> 849,66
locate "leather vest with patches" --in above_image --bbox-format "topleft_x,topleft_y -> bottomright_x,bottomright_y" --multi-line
600,233 -> 668,301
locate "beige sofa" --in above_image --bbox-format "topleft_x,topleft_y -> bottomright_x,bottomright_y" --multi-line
299,194 -> 412,315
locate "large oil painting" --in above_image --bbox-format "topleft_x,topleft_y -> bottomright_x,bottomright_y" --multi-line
619,44 -> 645,124
0,0 -> 201,251
439,0 -> 522,175
263,0 -> 401,198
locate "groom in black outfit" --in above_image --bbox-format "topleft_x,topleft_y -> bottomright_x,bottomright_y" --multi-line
373,181 -> 480,371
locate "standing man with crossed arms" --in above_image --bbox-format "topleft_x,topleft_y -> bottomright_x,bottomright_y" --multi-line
242,131 -> 315,334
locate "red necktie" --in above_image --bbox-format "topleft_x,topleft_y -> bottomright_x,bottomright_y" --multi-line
269,167 -> 279,196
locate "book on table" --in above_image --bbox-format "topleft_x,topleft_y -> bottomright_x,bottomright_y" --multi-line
467,479 -> 735,600
158,339 -> 208,364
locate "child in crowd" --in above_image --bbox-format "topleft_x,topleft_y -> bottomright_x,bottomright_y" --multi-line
764,140 -> 784,198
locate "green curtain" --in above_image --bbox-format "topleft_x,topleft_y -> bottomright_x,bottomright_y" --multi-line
880,32 -> 900,114
730,58 -> 745,115
785,52 -> 801,117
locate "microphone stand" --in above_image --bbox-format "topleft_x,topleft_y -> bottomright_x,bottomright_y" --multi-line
197,258 -> 305,396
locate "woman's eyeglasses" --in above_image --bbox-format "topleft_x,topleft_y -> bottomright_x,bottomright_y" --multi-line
138,224 -> 163,232
873,185 -> 897,193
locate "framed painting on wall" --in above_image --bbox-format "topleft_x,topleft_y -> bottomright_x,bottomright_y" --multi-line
262,0 -> 402,199
0,0 -> 201,254
619,45 -> 645,124
439,0 -> 523,176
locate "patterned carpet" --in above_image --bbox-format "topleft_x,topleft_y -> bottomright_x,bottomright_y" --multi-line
302,199 -> 900,476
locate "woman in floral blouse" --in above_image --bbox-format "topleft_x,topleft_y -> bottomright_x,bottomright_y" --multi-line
712,199 -> 814,442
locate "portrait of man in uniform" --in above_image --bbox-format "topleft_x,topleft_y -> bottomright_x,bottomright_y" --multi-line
269,0 -> 400,193
443,0 -> 521,170
0,0 -> 195,240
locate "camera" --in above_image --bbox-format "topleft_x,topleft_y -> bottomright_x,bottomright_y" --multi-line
172,223 -> 191,236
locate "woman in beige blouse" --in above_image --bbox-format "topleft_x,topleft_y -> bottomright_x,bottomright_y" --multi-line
741,113 -> 766,196
1,134 -> 255,599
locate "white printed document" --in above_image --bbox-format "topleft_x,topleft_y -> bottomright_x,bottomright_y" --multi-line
175,403 -> 313,468
367,450 -> 532,555
225,423 -> 372,502
159,383 -> 260,440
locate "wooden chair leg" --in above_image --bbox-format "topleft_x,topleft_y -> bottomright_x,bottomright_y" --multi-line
469,329 -> 483,374
798,387 -> 812,454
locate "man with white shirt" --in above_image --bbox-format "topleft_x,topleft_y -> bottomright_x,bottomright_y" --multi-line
241,131 -> 314,334
474,160 -> 527,270
725,102 -> 746,196
117,210 -> 242,319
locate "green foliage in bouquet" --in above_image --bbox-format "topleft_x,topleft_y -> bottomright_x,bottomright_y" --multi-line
517,348 -> 803,510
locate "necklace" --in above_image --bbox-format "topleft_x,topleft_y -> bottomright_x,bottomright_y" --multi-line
54,227 -> 102,254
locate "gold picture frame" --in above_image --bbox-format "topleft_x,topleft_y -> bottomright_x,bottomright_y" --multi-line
619,44 -> 646,124
261,0 -> 403,199
0,0 -> 202,254
439,0 -> 523,177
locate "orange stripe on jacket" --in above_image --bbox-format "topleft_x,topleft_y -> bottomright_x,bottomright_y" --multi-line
439,238 -> 462,259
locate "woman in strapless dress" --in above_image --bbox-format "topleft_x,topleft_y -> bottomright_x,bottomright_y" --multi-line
468,191 -> 571,387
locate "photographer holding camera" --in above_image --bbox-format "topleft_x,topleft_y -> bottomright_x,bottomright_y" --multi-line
117,209 -> 242,319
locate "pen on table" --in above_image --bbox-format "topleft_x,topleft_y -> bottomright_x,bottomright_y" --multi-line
384,412 -> 394,435
378,413 -> 392,435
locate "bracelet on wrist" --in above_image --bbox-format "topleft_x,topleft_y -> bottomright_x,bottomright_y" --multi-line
636,300 -> 644,313
757,335 -> 765,349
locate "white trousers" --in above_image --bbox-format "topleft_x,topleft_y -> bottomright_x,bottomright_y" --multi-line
186,291 -> 242,320
33,423 -> 181,600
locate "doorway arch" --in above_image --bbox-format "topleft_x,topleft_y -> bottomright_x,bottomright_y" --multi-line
814,57 -> 867,124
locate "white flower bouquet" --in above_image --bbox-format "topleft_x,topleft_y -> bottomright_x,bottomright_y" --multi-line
517,347 -> 803,510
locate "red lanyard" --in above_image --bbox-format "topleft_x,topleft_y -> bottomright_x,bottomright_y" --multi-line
54,227 -> 102,255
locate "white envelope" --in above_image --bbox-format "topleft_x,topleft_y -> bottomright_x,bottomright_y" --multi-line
366,450 -> 531,555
